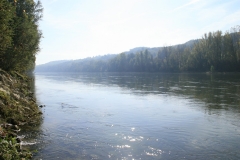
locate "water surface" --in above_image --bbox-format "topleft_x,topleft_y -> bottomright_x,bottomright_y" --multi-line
24,73 -> 240,159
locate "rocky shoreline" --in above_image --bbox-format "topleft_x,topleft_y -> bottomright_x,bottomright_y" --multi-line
0,69 -> 42,159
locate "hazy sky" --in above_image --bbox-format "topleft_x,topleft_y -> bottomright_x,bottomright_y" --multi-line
36,0 -> 240,65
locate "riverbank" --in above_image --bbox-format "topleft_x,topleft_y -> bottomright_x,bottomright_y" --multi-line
0,69 -> 42,159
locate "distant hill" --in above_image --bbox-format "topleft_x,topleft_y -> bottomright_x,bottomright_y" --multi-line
35,26 -> 240,73
35,39 -> 200,72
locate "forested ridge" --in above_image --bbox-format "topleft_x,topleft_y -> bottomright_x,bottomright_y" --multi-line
36,26 -> 240,73
0,0 -> 42,72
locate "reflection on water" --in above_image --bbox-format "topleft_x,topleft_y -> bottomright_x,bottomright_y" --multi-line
25,72 -> 240,159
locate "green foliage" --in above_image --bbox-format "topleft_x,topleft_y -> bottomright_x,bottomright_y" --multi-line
0,135 -> 34,160
0,137 -> 32,160
0,0 -> 14,57
0,0 -> 43,73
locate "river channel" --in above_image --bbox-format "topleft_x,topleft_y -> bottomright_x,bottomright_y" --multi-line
22,72 -> 240,159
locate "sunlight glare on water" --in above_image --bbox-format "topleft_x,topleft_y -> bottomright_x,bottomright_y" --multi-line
21,72 -> 240,160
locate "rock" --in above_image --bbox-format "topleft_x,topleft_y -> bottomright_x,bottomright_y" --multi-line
0,87 -> 10,95
3,123 -> 12,129
11,125 -> 19,130
12,93 -> 20,100
38,105 -> 45,108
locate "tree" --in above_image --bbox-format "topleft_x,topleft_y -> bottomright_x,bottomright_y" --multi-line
0,0 -> 14,61
0,0 -> 43,72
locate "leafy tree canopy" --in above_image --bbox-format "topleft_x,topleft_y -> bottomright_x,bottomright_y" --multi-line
0,0 -> 43,73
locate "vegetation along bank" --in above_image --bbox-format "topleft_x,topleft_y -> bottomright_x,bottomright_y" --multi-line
0,69 -> 42,159
0,0 -> 43,159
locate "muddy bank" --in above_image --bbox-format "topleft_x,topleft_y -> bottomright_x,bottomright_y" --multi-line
0,69 -> 42,159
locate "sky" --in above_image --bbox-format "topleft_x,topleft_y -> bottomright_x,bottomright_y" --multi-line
36,0 -> 240,65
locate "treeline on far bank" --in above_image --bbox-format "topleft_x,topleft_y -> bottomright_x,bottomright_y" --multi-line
36,25 -> 240,73
0,0 -> 42,73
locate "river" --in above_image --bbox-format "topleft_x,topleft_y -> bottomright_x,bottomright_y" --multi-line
22,72 -> 240,159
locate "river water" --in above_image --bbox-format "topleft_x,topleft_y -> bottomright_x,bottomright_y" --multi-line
23,73 -> 240,159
